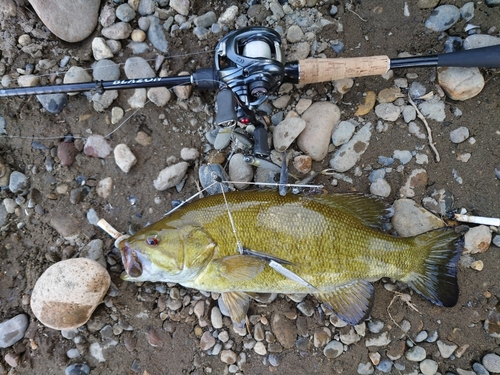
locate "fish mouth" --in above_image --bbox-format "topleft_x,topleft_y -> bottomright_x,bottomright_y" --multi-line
120,242 -> 144,278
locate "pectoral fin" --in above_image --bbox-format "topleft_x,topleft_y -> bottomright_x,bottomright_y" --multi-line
221,291 -> 250,323
316,280 -> 374,325
213,255 -> 266,282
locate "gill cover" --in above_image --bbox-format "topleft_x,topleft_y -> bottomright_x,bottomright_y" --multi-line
120,225 -> 216,282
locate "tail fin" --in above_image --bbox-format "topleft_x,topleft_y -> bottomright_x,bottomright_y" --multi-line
403,228 -> 463,307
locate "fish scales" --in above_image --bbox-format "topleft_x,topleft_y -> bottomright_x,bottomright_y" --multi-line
120,190 -> 462,325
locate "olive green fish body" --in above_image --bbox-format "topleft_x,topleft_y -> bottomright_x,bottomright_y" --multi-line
120,190 -> 462,325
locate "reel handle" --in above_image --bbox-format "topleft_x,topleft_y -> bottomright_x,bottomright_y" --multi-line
293,56 -> 390,84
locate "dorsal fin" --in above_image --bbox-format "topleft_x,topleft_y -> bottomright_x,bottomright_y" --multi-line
316,280 -> 375,325
310,193 -> 393,229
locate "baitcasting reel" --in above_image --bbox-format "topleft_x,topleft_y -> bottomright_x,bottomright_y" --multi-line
213,27 -> 285,128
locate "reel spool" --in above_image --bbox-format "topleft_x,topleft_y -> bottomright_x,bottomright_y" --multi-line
215,27 -> 285,112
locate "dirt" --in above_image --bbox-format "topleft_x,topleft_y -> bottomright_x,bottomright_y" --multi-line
1,1 -> 500,374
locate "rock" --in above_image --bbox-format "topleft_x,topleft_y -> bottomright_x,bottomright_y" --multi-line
482,353 -> 500,373
102,22 -> 132,40
18,74 -> 40,87
392,198 -> 445,236
438,67 -> 485,101
271,314 -> 296,349
4,352 -> 19,367
298,102 -> 340,161
111,107 -> 124,125
393,150 -> 412,165
153,162 -> 189,191
36,93 -> 68,114
180,148 -> 199,161
293,155 -> 312,174
376,360 -> 393,373
80,239 -> 106,269
425,5 -> 460,32
128,89 -> 147,109
27,0 -> 100,42
450,126 -> 470,143
253,341 -> 267,355
228,153 -> 253,190
170,0 -> 190,16
370,178 -> 391,198
92,59 -> 120,81
211,307 -> 223,329
116,3 -> 136,22
374,103 -> 401,121
148,16 -> 169,53
357,362 -> 374,375
199,164 -> 231,195
377,87 -> 403,103
114,144 -> 137,173
9,171 -> 29,193
65,363 -> 91,375
92,90 -> 118,112
200,331 -> 215,350
464,34 -> 500,50
461,2 -> 475,22
437,340 -> 458,359
463,225 -> 492,254
97,177 -> 113,199
402,105 -> 416,123
334,78 -> 354,95
295,98 -> 312,114
172,72 -> 192,99
484,306 -> 500,338
417,0 -> 439,8
57,141 -> 78,167
147,87 -> 171,106
138,0 -> 155,15
99,4 -> 115,28
220,349 -> 237,364
273,95 -> 291,109
420,359 -> 438,375
418,97 -> 446,122
408,121 -> 426,139
354,91 -> 376,116
218,5 -> 238,24
313,327 -> 331,347
92,37 -> 114,60
84,135 -> 112,159
331,120 -> 356,146
409,81 -> 427,99
127,133 -> 148,150
405,345 -> 427,361
124,57 -> 155,79
286,25 -> 304,43
273,117 -> 306,152
329,123 -> 372,172
194,11 -> 217,28
31,258 -> 110,330
323,340 -> 343,358
0,314 -> 29,348
365,332 -> 391,347
63,67 -> 92,95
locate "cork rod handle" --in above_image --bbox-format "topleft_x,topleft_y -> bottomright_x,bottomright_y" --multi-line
298,55 -> 391,84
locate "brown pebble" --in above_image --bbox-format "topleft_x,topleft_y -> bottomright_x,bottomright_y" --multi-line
4,352 -> 19,367
377,87 -> 403,103
124,333 -> 137,352
57,142 -> 78,167
146,328 -> 164,347
292,155 -> 312,174
135,131 -> 152,146
354,91 -> 376,116
208,150 -> 226,165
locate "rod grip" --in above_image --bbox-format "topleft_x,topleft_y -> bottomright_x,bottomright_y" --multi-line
298,56 -> 390,84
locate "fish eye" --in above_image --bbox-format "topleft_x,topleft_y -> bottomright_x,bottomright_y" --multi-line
146,236 -> 159,246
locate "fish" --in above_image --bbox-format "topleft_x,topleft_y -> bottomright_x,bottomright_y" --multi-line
118,190 -> 462,325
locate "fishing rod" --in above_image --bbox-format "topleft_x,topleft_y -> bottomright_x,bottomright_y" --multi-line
1,26 -> 500,156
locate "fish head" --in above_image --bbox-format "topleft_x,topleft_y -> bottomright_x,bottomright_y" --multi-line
118,224 -> 216,284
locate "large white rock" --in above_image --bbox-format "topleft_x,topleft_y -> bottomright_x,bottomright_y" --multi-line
153,162 -> 189,191
273,117 -> 306,152
31,258 -> 110,330
27,0 -> 100,42
438,67 -> 484,101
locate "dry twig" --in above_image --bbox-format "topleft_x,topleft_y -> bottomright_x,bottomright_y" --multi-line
407,95 -> 441,162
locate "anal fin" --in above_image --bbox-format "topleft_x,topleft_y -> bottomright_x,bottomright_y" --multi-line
316,280 -> 375,325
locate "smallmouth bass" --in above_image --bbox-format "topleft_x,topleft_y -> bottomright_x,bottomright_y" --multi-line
119,190 -> 462,325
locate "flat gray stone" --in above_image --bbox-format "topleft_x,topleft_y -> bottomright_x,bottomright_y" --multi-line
329,123 -> 372,172
425,5 -> 460,32
0,314 -> 29,348
27,0 -> 100,42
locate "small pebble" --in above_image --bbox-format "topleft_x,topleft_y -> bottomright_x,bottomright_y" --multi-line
482,353 -> 500,373
420,359 -> 438,375
114,144 -> 137,173
450,126 -> 470,143
405,345 -> 427,362
65,363 -> 90,375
